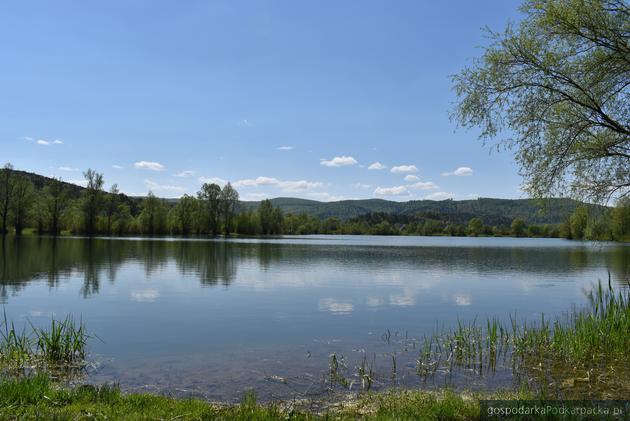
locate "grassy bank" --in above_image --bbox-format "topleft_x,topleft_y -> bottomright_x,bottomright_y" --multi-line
0,375 -> 532,420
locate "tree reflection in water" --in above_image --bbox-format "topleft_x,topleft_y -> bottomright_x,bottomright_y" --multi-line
0,236 -> 628,303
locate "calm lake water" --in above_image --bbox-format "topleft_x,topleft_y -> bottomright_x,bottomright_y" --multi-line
1,235 -> 628,401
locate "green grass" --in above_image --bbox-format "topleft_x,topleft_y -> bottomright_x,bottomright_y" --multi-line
0,374 -> 533,420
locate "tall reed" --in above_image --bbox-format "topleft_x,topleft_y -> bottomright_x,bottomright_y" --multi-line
416,276 -> 629,381
0,312 -> 90,372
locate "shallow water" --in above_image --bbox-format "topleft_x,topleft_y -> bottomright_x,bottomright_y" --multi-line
1,235 -> 628,401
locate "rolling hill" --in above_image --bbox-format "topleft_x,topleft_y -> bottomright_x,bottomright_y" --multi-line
6,168 -> 604,225
239,197 -> 600,225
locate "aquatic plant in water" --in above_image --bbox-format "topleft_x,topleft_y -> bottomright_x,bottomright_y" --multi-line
414,276 -> 630,398
0,311 -> 91,375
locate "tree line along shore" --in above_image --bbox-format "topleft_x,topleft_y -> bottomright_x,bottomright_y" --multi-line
1,164 -> 629,241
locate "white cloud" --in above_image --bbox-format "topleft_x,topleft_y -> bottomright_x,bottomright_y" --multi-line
389,294 -> 416,307
352,182 -> 372,189
59,166 -> 78,172
112,164 -> 123,169
424,191 -> 455,200
368,162 -> 387,170
134,161 -> 165,171
320,156 -> 358,167
234,176 -> 323,192
281,180 -> 325,192
408,181 -> 438,190
235,176 -> 278,187
36,139 -> 63,146
404,174 -> 420,182
441,166 -> 473,177
454,294 -> 472,306
131,289 -> 160,303
23,136 -> 34,142
173,170 -> 195,178
318,298 -> 354,315
197,176 -> 227,185
239,119 -> 251,126
374,185 -> 409,196
390,165 -> 418,174
144,179 -> 185,193
277,146 -> 293,150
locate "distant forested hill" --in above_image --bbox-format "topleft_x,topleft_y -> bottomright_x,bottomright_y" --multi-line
241,197 -> 601,225
9,169 -> 604,225
7,169 -> 85,197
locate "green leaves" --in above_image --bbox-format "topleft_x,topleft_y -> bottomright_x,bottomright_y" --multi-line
453,0 -> 629,203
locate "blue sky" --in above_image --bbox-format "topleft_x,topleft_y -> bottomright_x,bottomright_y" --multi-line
1,0 -> 525,201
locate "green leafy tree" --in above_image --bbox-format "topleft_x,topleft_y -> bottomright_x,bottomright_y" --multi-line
63,200 -> 83,234
82,169 -> 104,235
584,216 -> 611,240
258,199 -> 274,235
511,218 -> 526,237
104,184 -> 120,235
527,225 -> 544,237
256,200 -> 283,235
114,203 -> 132,235
175,194 -> 198,235
140,191 -> 167,235
422,219 -> 445,236
10,175 -> 35,235
321,217 -> 341,234
0,163 -> 14,234
197,183 -> 222,236
45,178 -> 70,235
219,183 -> 239,235
235,211 -> 259,235
452,0 -> 629,202
559,218 -> 572,239
33,197 -> 48,234
443,223 -> 466,237
610,197 -> 630,241
371,220 -> 396,235
271,208 -> 283,235
467,218 -> 484,237
569,206 -> 589,239
282,214 -> 300,234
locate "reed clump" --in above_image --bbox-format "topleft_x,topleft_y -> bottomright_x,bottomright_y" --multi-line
415,277 -> 630,397
0,312 -> 90,373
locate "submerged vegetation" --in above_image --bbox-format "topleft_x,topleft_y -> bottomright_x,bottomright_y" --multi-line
1,164 -> 629,241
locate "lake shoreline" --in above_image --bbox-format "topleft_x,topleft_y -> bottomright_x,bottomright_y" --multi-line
0,376 -> 532,420
1,367 -> 627,420
4,230 -> 629,243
